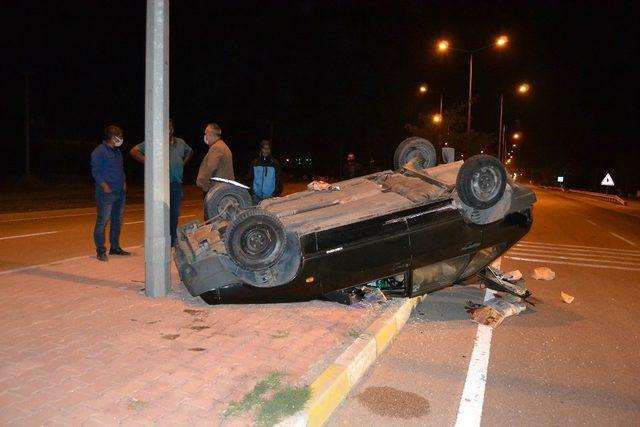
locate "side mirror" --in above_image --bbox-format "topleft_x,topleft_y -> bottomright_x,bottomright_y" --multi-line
442,147 -> 455,164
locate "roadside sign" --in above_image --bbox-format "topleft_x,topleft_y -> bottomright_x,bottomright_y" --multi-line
601,173 -> 615,186
557,176 -> 564,183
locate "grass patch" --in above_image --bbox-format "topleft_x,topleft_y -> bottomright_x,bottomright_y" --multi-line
347,329 -> 362,338
226,371 -> 285,417
225,371 -> 312,426
256,385 -> 312,426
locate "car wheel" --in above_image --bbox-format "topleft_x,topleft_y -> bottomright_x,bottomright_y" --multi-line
224,208 -> 287,270
204,183 -> 252,221
456,154 -> 507,209
393,137 -> 437,171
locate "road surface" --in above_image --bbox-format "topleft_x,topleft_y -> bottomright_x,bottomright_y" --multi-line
329,188 -> 640,426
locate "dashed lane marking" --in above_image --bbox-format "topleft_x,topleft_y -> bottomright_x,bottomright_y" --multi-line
584,219 -> 597,226
610,232 -> 637,247
0,231 -> 59,241
519,241 -> 640,254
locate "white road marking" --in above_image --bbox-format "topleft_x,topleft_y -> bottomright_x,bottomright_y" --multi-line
504,256 -> 640,272
124,214 -> 196,225
0,203 -> 201,224
454,288 -> 496,427
610,232 -> 637,247
508,250 -> 640,266
0,245 -> 144,275
519,241 -> 640,254
0,231 -> 59,241
584,219 -> 597,226
512,246 -> 640,260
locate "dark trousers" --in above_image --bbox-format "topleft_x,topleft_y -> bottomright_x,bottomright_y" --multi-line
170,182 -> 183,247
94,189 -> 125,254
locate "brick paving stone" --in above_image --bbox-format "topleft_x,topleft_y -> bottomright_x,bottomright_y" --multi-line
0,249 -> 381,425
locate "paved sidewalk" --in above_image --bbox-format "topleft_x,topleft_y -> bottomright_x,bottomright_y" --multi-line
0,251 -> 381,426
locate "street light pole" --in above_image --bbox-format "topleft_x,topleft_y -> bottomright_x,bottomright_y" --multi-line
24,72 -> 32,178
498,93 -> 504,161
467,53 -> 473,136
144,0 -> 171,298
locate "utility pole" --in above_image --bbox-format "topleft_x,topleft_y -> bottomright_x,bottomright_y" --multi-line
144,0 -> 170,298
467,53 -> 473,137
498,93 -> 504,161
439,94 -> 443,147
24,72 -> 32,177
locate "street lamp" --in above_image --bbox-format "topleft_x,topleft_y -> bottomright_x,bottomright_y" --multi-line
512,132 -> 522,140
436,35 -> 509,136
498,82 -> 530,162
419,84 -> 429,93
432,113 -> 442,124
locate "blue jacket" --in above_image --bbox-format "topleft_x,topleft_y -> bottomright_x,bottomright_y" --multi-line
247,155 -> 282,199
90,142 -> 125,191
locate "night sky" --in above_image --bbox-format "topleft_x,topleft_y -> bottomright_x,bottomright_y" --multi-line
1,1 -> 638,190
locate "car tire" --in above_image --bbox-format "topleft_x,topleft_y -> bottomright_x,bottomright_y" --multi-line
224,207 -> 287,270
204,183 -> 252,221
456,154 -> 507,209
393,137 -> 437,171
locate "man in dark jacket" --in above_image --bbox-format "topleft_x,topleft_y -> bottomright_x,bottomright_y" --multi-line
90,125 -> 130,261
342,152 -> 364,179
246,140 -> 283,204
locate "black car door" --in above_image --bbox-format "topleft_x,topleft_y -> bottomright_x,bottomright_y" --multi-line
314,214 -> 412,292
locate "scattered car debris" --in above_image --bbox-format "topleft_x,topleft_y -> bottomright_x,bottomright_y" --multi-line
561,291 -> 574,304
531,267 -> 556,281
483,266 -> 531,299
468,293 -> 527,328
306,180 -> 340,191
325,286 -> 387,306
505,270 -> 523,281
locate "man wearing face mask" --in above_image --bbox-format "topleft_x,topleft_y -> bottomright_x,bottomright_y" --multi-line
196,123 -> 234,219
130,118 -> 193,247
246,139 -> 283,205
90,125 -> 129,261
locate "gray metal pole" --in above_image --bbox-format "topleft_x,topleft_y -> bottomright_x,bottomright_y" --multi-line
498,94 -> 503,161
466,53 -> 473,136
24,73 -> 31,177
144,0 -> 170,297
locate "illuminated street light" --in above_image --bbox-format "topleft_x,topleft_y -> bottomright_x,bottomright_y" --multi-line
512,143 -> 517,148
432,113 -> 442,124
435,35 -> 509,137
496,35 -> 509,47
512,132 -> 522,140
518,83 -> 530,94
498,83 -> 530,162
419,84 -> 429,93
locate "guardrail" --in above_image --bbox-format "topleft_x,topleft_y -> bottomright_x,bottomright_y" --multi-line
567,189 -> 627,206
534,185 -> 628,206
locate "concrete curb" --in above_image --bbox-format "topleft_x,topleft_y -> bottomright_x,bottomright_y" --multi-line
279,294 -> 426,427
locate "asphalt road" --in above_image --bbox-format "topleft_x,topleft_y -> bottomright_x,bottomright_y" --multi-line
329,188 -> 640,426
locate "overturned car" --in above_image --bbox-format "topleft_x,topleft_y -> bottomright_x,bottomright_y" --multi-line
175,137 -> 536,304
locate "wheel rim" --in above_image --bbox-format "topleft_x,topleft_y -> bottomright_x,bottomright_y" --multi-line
470,166 -> 501,202
241,225 -> 275,258
405,148 -> 429,169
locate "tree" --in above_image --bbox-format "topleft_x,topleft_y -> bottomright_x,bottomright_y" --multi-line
405,101 -> 496,159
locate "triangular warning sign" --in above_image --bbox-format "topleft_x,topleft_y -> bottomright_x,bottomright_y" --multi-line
601,173 -> 615,186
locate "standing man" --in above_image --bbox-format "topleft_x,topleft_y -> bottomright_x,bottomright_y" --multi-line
90,125 -> 129,261
130,118 -> 193,247
342,152 -> 363,179
246,139 -> 282,204
196,123 -> 234,219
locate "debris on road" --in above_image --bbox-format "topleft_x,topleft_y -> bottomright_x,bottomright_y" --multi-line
561,291 -> 575,304
467,293 -> 527,329
532,266 -> 556,281
307,180 -> 340,191
325,286 -> 388,306
505,270 -> 523,281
